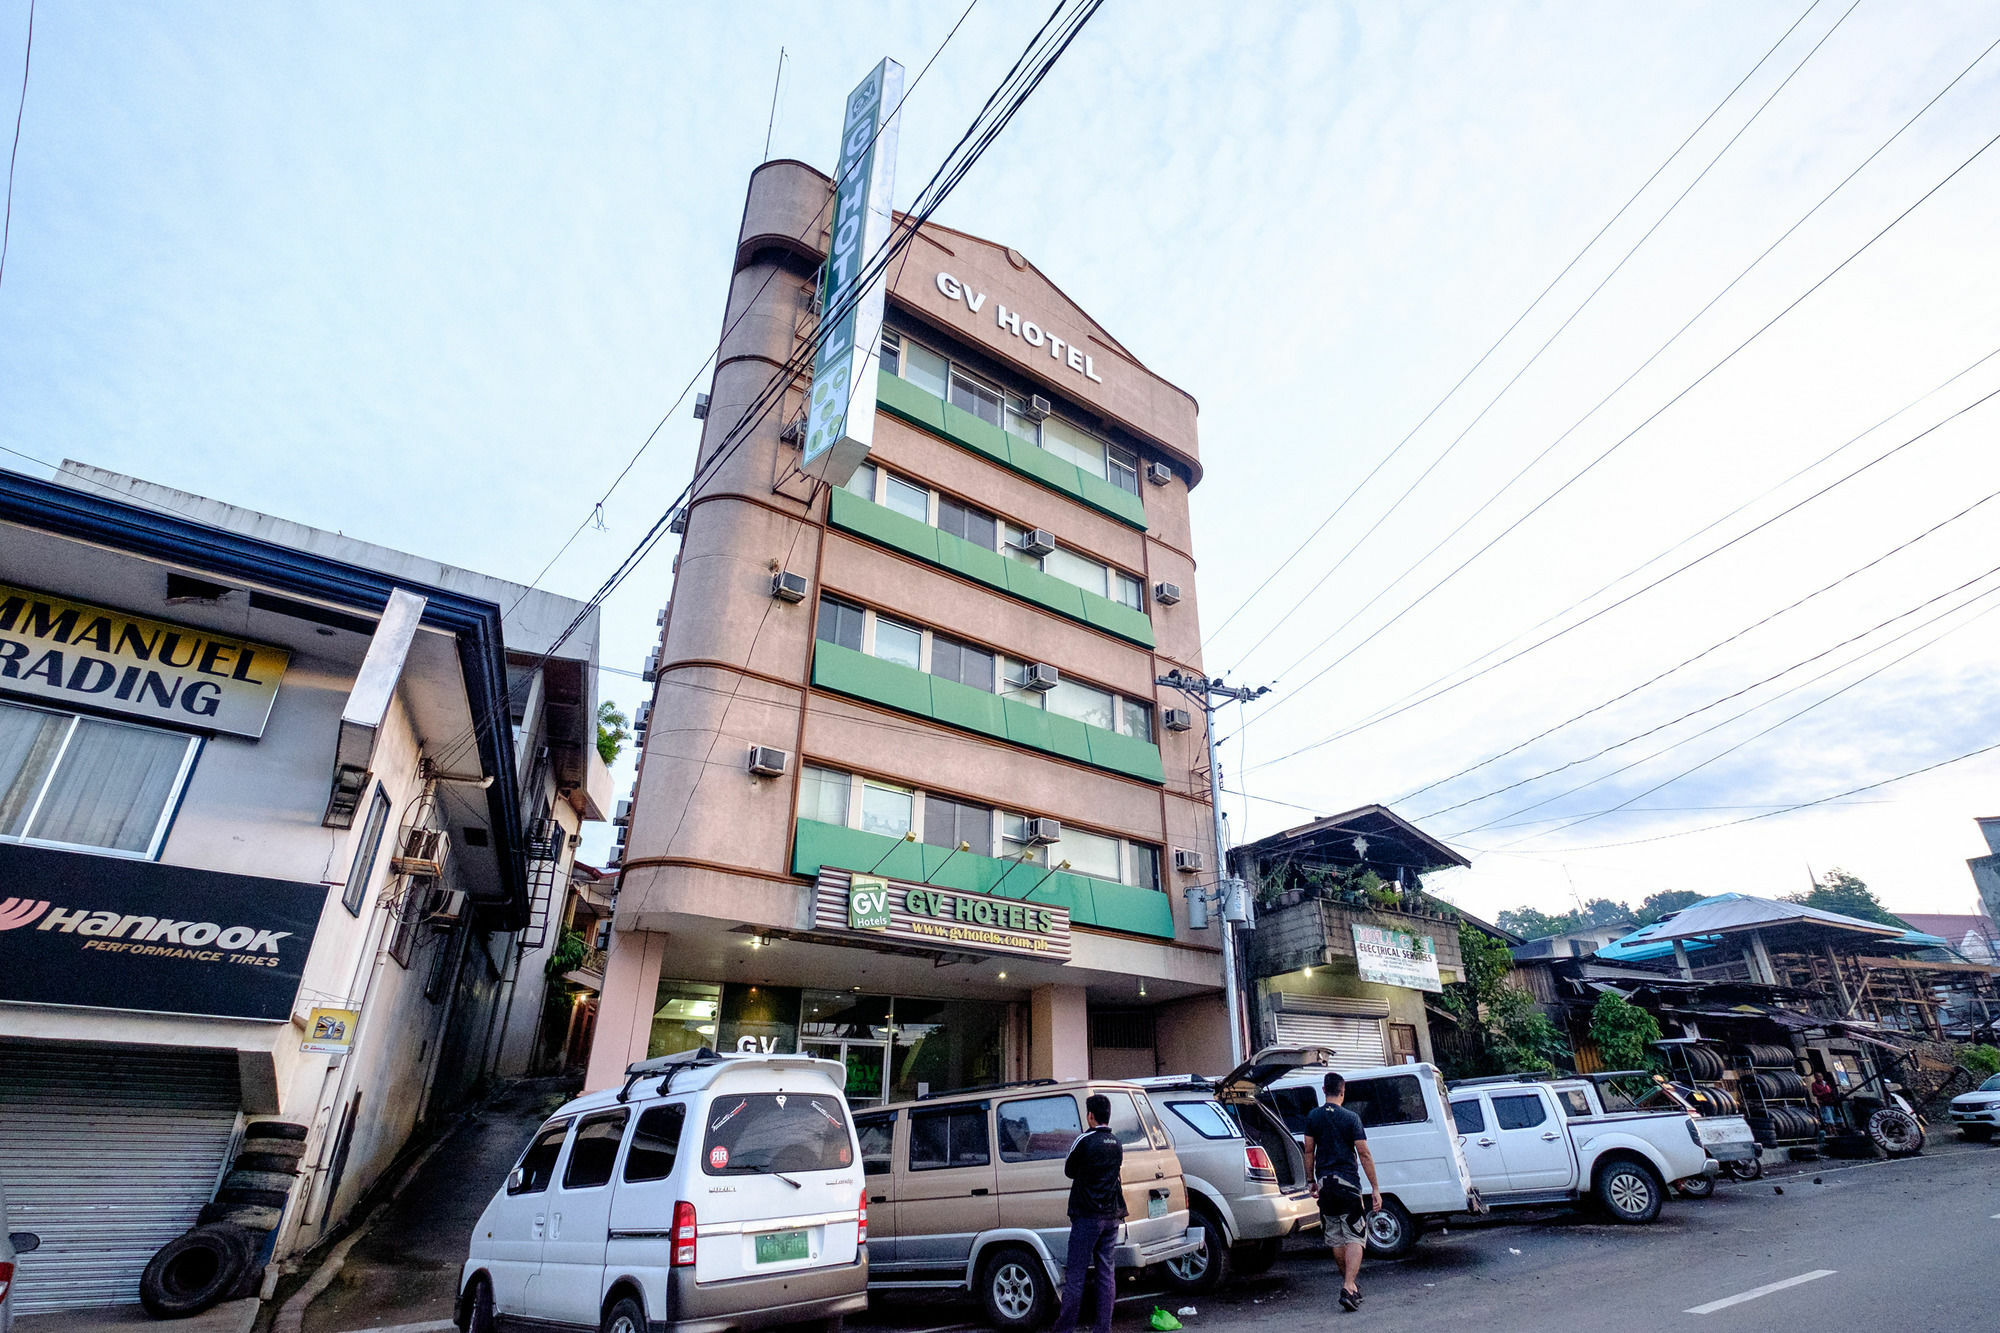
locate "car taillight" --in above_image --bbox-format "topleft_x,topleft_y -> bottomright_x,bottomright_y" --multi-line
671,1200 -> 697,1268
0,1260 -> 14,1303
857,1187 -> 868,1245
1244,1144 -> 1276,1182
1686,1118 -> 1702,1146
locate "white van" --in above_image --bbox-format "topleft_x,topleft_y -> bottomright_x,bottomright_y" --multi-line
459,1049 -> 867,1333
1260,1062 -> 1479,1259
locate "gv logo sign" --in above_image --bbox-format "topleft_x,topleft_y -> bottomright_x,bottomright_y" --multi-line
0,898 -> 50,931
848,876 -> 891,931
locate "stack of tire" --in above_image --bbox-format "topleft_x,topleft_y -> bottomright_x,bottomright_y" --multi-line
140,1119 -> 308,1318
1677,1043 -> 1740,1113
1740,1044 -> 1815,1147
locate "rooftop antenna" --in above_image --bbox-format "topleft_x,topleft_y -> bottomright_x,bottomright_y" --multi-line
762,46 -> 787,162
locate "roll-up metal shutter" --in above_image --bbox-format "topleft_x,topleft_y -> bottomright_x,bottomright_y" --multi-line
1272,1013 -> 1386,1069
0,1043 -> 240,1313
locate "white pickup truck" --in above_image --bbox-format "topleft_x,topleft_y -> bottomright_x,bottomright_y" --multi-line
1447,1075 -> 1716,1223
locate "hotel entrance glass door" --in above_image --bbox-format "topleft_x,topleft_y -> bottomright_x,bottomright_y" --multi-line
803,1040 -> 890,1106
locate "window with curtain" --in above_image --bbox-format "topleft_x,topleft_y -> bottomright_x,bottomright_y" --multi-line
0,701 -> 197,858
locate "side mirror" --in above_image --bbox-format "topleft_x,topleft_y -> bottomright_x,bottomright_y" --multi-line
9,1231 -> 40,1253
506,1167 -> 526,1195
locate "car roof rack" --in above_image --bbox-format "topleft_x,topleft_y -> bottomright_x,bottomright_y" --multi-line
917,1077 -> 1058,1100
618,1046 -> 724,1102
1446,1068 -> 1655,1091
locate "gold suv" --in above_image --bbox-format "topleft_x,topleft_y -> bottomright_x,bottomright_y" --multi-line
856,1079 -> 1202,1331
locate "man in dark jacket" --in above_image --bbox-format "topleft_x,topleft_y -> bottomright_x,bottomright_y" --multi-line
1051,1093 -> 1124,1333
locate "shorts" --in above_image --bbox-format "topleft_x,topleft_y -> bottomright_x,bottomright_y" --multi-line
1323,1210 -> 1367,1250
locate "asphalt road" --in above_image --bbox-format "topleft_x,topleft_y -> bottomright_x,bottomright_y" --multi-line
860,1139 -> 1999,1333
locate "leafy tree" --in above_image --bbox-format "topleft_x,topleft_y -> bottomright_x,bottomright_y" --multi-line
545,928 -> 589,979
1589,992 -> 1662,1071
1787,869 -> 1907,929
1441,926 -> 1571,1075
1959,1044 -> 2000,1079
1579,897 -> 1633,928
597,701 -> 630,765
1634,889 -> 1703,927
1496,906 -> 1582,940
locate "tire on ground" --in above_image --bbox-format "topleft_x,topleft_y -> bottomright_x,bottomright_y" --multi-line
215,1186 -> 291,1209
1363,1197 -> 1422,1260
1593,1158 -> 1664,1224
232,1152 -> 303,1175
977,1244 -> 1053,1333
222,1168 -> 297,1194
1867,1108 -> 1924,1157
460,1274 -> 497,1333
1675,1172 -> 1715,1198
1161,1201 -> 1228,1296
600,1293 -> 647,1333
139,1224 -> 252,1319
236,1136 -> 307,1162
243,1120 -> 311,1142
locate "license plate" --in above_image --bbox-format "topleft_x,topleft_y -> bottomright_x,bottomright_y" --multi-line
1147,1194 -> 1167,1219
754,1230 -> 809,1264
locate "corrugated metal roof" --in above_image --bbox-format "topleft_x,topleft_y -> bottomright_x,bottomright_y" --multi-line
1603,892 -> 1903,947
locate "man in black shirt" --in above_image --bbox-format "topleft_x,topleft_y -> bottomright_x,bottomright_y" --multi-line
1303,1071 -> 1380,1312
1052,1093 -> 1124,1333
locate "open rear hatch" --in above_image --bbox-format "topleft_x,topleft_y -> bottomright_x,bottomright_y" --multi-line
1214,1047 -> 1332,1192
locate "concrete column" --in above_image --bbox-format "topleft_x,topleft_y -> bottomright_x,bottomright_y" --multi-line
582,929 -> 668,1092
1030,984 -> 1090,1081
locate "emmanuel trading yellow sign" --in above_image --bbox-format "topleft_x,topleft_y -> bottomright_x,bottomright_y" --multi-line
0,583 -> 290,738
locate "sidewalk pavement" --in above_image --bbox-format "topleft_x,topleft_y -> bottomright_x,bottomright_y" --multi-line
16,1297 -> 259,1333
295,1076 -> 577,1333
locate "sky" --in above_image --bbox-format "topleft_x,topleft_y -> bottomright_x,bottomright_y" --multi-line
3,1 -> 1999,926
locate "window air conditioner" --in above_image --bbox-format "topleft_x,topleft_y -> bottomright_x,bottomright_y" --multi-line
748,745 -> 790,778
392,826 -> 448,879
424,887 -> 467,924
1024,817 -> 1062,846
668,510 -> 688,535
1027,394 -> 1053,421
770,570 -> 809,602
635,702 -> 651,726
1163,708 -> 1194,732
1022,663 -> 1060,692
656,607 -> 667,627
1153,582 -> 1182,605
1146,461 -> 1173,486
642,651 -> 658,683
594,919 -> 613,951
1018,528 -> 1057,558
1174,849 -> 1205,874
693,392 -> 711,421
780,415 -> 807,445
613,799 -> 631,827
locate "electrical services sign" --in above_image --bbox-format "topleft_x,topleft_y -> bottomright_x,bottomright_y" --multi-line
814,867 -> 1071,962
1351,923 -> 1443,993
0,583 -> 290,738
0,842 -> 328,1021
800,57 -> 905,487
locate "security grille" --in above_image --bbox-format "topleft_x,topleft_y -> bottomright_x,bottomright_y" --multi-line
1271,1014 -> 1387,1070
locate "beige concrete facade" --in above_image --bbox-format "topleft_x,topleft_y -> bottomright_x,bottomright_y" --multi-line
589,160 -> 1231,1096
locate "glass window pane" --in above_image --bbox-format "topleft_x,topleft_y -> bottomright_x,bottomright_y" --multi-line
855,1113 -> 896,1175
512,1120 -> 571,1194
1056,827 -> 1121,881
1127,843 -> 1160,892
1042,417 -> 1107,479
909,1107 -> 989,1170
1042,547 -> 1110,598
342,788 -> 393,915
884,475 -> 929,522
647,979 -> 722,1058
1492,1093 -> 1546,1131
1119,699 -> 1152,742
997,1094 -> 1082,1161
1167,1100 -> 1240,1140
938,496 -> 997,550
797,765 -> 851,827
903,340 -> 948,398
1348,1075 -> 1429,1128
562,1109 -> 630,1190
878,328 -> 901,372
1451,1099 -> 1485,1135
949,373 -> 1004,427
1107,443 -> 1141,496
816,597 -> 864,652
843,461 -> 879,501
861,783 -> 913,839
1004,404 -> 1040,444
704,1093 -> 853,1174
1114,573 -> 1144,611
25,717 -> 190,853
0,704 -> 72,838
1046,679 -> 1114,732
624,1104 -> 687,1183
872,618 -> 922,669
931,637 -> 994,692
922,794 -> 992,852
1100,1091 -> 1150,1149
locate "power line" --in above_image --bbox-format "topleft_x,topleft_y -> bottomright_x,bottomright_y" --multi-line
1198,0 -> 1826,655
1222,0 -> 1861,677
1237,124 -> 2000,760
0,0 -> 32,293
1253,19 -> 1996,687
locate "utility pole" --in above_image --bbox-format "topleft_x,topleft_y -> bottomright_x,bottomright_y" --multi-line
1158,669 -> 1268,1066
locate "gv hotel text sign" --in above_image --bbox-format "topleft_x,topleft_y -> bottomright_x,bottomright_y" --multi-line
934,272 -> 1105,384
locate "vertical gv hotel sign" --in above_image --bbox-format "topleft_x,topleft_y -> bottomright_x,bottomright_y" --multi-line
800,57 -> 905,487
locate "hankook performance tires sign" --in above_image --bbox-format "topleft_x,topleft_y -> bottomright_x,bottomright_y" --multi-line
0,843 -> 327,1020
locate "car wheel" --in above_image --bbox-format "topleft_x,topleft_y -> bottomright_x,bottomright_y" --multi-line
1675,1173 -> 1715,1199
1867,1108 -> 1924,1157
600,1294 -> 647,1333
1162,1202 -> 1228,1295
1363,1198 -> 1422,1260
1231,1237 -> 1282,1276
1594,1160 -> 1663,1224
1959,1125 -> 1993,1142
1723,1156 -> 1764,1181
978,1245 -> 1052,1333
460,1275 -> 495,1333
139,1224 -> 252,1318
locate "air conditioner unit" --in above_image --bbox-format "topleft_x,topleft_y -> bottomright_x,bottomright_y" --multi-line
748,745 -> 789,778
614,799 -> 631,827
780,415 -> 807,445
594,919 -> 613,951
1026,394 -> 1053,421
1163,708 -> 1194,732
1024,817 -> 1062,846
770,570 -> 809,602
693,392 -> 711,421
668,510 -> 688,535
1021,663 -> 1060,692
391,826 -> 448,879
1146,461 -> 1173,486
1153,582 -> 1182,605
642,651 -> 658,683
635,702 -> 651,726
1017,528 -> 1057,558
424,887 -> 467,924
655,607 -> 667,627
1174,849 -> 1205,874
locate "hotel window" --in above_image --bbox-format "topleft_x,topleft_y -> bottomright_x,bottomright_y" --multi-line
816,596 -> 865,653
883,328 -> 1146,497
797,764 -> 852,827
1000,656 -> 1154,741
0,699 -> 200,859
859,780 -> 914,840
342,786 -> 393,916
871,615 -> 924,671
922,793 -> 993,852
884,473 -> 931,523
937,494 -> 998,549
1006,523 -> 1145,610
1001,811 -> 1160,891
929,634 -> 996,692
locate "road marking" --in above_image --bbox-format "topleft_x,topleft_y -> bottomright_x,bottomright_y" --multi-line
1685,1270 -> 1835,1315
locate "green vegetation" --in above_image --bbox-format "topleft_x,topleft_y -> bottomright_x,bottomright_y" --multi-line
597,701 -> 629,765
1958,1044 -> 2000,1079
1785,869 -> 1908,929
545,928 -> 588,980
1589,991 -> 1663,1071
1440,925 -> 1571,1077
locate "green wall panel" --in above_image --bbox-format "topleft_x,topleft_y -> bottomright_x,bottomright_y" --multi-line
812,642 -> 934,716
1085,728 -> 1167,784
791,819 -> 1176,939
826,490 -> 1155,649
930,674 -> 1009,736
874,371 -> 1148,531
